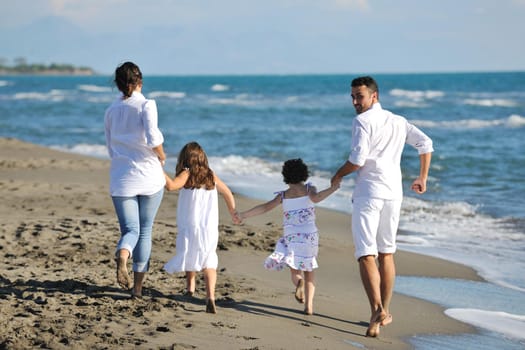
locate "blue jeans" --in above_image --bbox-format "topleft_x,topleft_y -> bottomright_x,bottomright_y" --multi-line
112,189 -> 164,273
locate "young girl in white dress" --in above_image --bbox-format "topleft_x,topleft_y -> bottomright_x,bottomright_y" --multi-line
239,158 -> 339,315
163,142 -> 239,313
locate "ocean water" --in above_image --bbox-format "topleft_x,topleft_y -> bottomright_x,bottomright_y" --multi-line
1,72 -> 524,348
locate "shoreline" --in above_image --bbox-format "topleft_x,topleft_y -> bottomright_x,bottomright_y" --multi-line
0,137 -> 482,349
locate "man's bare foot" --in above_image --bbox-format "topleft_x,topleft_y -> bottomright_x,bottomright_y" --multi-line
366,308 -> 387,337
380,314 -> 392,327
116,257 -> 132,290
206,299 -> 217,314
294,279 -> 305,304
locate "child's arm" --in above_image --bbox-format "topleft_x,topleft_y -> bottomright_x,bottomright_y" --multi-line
164,169 -> 189,191
214,174 -> 239,222
308,182 -> 340,203
239,194 -> 281,220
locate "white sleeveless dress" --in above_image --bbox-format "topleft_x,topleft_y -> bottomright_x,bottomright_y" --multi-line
164,187 -> 219,273
264,185 -> 319,272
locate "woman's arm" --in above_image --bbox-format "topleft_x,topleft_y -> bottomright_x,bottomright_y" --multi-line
153,144 -> 166,165
142,99 -> 166,164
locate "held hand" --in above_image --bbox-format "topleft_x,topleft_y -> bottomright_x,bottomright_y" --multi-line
330,176 -> 337,187
164,173 -> 171,189
331,176 -> 342,188
231,210 -> 242,225
411,178 -> 427,194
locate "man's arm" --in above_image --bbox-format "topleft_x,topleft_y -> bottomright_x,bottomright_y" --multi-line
411,152 -> 432,194
331,160 -> 360,187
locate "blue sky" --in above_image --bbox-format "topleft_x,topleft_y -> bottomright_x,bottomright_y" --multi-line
1,0 -> 524,75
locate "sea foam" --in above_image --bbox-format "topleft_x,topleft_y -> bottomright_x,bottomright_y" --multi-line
147,91 -> 186,99
389,88 -> 445,100
211,84 -> 230,92
13,91 -> 65,102
445,309 -> 525,340
463,98 -> 518,107
396,277 -> 525,339
77,84 -> 112,93
411,115 -> 525,129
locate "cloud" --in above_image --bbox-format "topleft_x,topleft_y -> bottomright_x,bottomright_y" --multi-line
334,0 -> 370,10
2,0 -> 524,74
48,0 -> 125,26
0,1 -> 51,27
40,0 -> 208,33
49,0 -> 70,12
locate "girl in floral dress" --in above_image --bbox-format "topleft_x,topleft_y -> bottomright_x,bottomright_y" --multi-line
239,158 -> 339,315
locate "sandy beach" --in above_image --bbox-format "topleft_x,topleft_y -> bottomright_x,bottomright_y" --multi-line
0,137 -> 483,350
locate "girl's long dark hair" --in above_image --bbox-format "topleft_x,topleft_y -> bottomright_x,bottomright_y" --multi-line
176,142 -> 215,190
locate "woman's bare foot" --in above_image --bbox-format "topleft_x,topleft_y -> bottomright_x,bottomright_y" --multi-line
366,308 -> 387,337
294,279 -> 305,304
304,308 -> 313,316
206,299 -> 217,314
116,257 -> 132,290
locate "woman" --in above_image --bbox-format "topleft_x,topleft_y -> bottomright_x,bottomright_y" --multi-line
104,61 -> 166,298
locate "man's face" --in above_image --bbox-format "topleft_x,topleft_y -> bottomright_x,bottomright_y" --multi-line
351,85 -> 377,114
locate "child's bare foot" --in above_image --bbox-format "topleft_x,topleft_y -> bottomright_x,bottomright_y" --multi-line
366,308 -> 387,337
206,299 -> 217,314
116,257 -> 132,290
294,279 -> 305,304
380,314 -> 392,327
181,290 -> 194,302
131,291 -> 142,299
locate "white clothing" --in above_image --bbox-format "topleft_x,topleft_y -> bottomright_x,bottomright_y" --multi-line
264,187 -> 319,272
104,91 -> 165,196
349,103 -> 433,200
164,187 -> 219,273
351,197 -> 401,259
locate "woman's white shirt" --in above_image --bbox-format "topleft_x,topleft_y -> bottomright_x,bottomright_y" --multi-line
104,91 -> 166,196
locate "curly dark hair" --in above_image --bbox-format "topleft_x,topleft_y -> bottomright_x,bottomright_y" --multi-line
281,158 -> 309,184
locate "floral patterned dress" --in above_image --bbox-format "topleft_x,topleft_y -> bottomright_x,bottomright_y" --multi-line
264,184 -> 319,272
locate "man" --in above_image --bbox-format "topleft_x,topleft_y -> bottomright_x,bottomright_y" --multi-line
331,76 -> 433,337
